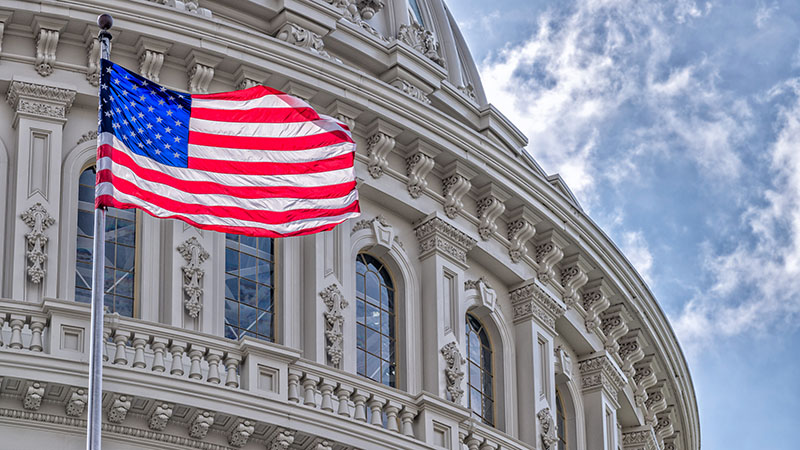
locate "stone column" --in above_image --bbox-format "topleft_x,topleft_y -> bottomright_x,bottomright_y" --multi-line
510,281 -> 565,447
5,80 -> 75,302
578,353 -> 626,450
413,214 -> 476,398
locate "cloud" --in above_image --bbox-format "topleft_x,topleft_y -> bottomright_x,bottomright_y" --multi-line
673,78 -> 800,353
619,231 -> 654,285
478,0 -> 748,205
755,1 -> 779,29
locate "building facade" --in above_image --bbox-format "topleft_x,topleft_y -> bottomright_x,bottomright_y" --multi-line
0,1 -> 700,449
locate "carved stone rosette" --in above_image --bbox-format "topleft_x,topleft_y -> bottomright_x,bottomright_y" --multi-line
321,284 -> 348,367
65,388 -> 87,417
537,407 -> 560,450
21,203 -> 55,284
177,237 -> 210,319
440,342 -> 465,403
23,382 -> 45,410
397,22 -> 445,66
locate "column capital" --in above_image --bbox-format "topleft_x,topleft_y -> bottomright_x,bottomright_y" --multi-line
578,352 -> 626,405
414,214 -> 476,268
621,426 -> 658,450
6,80 -> 76,125
509,280 -> 565,333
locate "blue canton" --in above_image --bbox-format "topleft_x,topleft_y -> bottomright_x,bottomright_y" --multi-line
99,59 -> 191,168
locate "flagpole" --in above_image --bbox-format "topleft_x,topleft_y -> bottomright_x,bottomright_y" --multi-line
87,13 -> 113,450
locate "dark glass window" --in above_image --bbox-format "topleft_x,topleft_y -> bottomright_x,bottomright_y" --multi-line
408,0 -> 425,25
355,253 -> 396,387
557,388 -> 567,450
75,166 -> 136,317
224,234 -> 275,341
466,313 -> 494,426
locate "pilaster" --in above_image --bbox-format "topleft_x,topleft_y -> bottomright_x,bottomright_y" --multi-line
413,214 -> 475,400
510,280 -> 565,447
578,353 -> 626,450
5,79 -> 75,302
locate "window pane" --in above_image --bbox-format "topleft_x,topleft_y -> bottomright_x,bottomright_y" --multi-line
225,275 -> 238,300
366,354 -> 381,382
366,303 -> 380,330
356,299 -> 365,324
470,388 -> 482,414
257,285 -> 273,311
240,278 -> 257,306
225,236 -> 275,342
469,331 -> 481,361
366,272 -> 380,305
366,328 -> 380,355
257,311 -> 272,338
77,210 -> 94,236
357,324 -> 365,349
356,253 -> 397,388
469,363 -> 481,388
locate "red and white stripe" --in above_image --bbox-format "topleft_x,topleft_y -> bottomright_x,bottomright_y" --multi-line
96,85 -> 360,237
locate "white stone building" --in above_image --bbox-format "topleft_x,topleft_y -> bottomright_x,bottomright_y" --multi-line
0,1 -> 700,449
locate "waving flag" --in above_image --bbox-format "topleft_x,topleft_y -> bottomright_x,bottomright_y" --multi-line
97,58 -> 360,237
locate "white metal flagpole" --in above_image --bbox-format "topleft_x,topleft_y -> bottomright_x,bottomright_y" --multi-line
86,13 -> 113,450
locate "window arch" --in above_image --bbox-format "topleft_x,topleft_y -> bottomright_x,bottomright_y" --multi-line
557,388 -> 568,450
355,253 -> 396,387
466,312 -> 494,426
224,233 -> 275,341
75,166 -> 137,317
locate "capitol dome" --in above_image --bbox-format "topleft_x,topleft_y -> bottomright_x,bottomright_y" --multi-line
0,1 -> 699,450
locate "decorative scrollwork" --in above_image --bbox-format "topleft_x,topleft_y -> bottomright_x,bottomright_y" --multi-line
321,284 -> 348,367
440,342 -> 465,403
21,203 -> 55,284
537,407 -> 559,450
177,237 -> 209,318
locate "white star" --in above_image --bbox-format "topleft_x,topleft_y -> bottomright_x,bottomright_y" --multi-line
114,78 -> 121,85
104,111 -> 112,117
158,99 -> 165,106
124,74 -> 129,80
154,133 -> 162,139
122,119 -> 128,126
138,143 -> 144,148
132,85 -> 139,91
112,123 -> 121,129
122,90 -> 129,96
106,67 -> 113,74
165,143 -> 171,149
138,128 -> 144,134
156,117 -> 163,123
101,84 -> 108,90
166,110 -> 173,116
176,104 -> 183,110
143,81 -> 149,86
145,139 -> 152,145
165,127 -> 172,133
138,112 -> 144,119
115,108 -> 121,113
160,86 -> 167,92
146,123 -> 153,129
173,152 -> 180,158
175,120 -> 182,126
155,149 -> 161,155
147,106 -> 155,112
168,95 -> 174,101
139,95 -> 146,101
174,136 -> 181,143
130,131 -> 136,137
122,135 -> 128,140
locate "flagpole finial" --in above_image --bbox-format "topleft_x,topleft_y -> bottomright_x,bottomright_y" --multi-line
97,13 -> 113,31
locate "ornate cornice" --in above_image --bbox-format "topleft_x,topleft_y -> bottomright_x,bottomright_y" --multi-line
414,215 -> 476,268
559,254 -> 590,308
6,80 -> 76,123
533,229 -> 567,284
578,353 -> 626,402
510,281 -> 565,332
392,79 -> 431,104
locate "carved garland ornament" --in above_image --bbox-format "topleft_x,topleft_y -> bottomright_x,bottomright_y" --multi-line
321,284 -> 349,367
6,81 -> 76,120
537,407 -> 560,450
21,203 -> 55,284
177,237 -> 210,318
440,342 -> 465,403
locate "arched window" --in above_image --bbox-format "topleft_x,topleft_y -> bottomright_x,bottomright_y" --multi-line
75,166 -> 137,317
224,234 -> 275,341
408,0 -> 425,25
466,313 -> 494,426
557,388 -> 568,450
355,253 -> 396,387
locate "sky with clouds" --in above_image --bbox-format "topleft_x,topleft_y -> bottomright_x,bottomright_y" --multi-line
447,0 -> 800,448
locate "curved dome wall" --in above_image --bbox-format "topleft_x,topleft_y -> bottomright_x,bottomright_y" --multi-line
0,1 -> 698,450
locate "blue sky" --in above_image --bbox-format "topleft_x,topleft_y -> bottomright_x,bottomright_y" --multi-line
447,1 -> 800,448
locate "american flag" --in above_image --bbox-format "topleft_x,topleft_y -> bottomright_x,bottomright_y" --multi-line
97,58 -> 360,237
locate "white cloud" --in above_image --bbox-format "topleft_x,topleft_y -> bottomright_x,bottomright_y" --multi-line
755,1 -> 779,29
619,231 -> 654,285
673,78 -> 800,353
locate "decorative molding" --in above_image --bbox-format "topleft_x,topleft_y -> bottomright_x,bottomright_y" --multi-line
578,354 -> 626,402
391,79 -> 430,104
356,0 -> 385,19
506,206 -> 540,263
107,394 -> 132,424
0,11 -> 11,54
559,254 -> 590,308
148,403 -> 173,431
554,345 -> 573,380
654,409 -> 674,443
189,410 -> 215,439
320,284 -> 348,367
33,17 -> 66,77
633,356 -> 658,408
510,281 -> 565,333
84,27 -> 107,87
177,237 -> 209,319
537,407 -> 559,450
440,342 -> 465,403
533,229 -> 567,283
269,428 -> 296,450
414,215 -> 476,268
175,0 -> 213,18
475,183 -> 509,241
6,80 -> 76,122
441,161 -> 477,219
397,22 -> 445,66
65,388 -> 87,417
457,83 -> 477,103
364,118 -> 399,179
21,203 -> 55,284
234,66 -> 270,90
275,23 -> 339,62
644,383 -> 667,425
580,279 -> 612,334
621,428 -> 658,450
325,99 -> 361,132
77,130 -> 98,145
186,51 -> 221,94
617,330 -> 646,379
136,37 -> 171,83
600,303 -> 631,354
23,382 -> 45,411
228,419 -> 255,447
464,277 -> 496,313
405,140 -> 440,198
